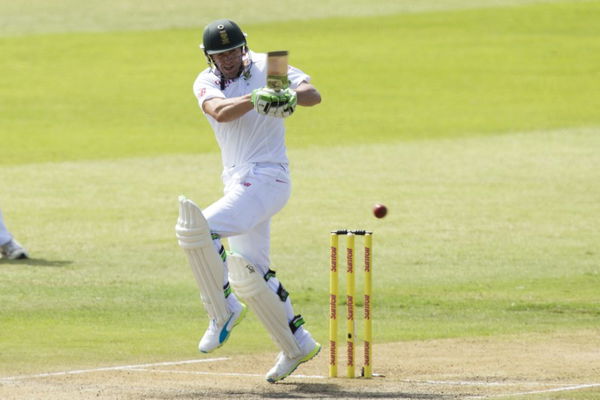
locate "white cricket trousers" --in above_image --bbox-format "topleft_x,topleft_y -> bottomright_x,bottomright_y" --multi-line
0,208 -> 12,245
202,162 -> 309,343
203,162 -> 291,269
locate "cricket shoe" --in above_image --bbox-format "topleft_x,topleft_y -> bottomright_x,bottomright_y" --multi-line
0,239 -> 28,260
199,303 -> 247,353
265,337 -> 321,383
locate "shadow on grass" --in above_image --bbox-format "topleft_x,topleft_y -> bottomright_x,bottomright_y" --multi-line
0,258 -> 72,267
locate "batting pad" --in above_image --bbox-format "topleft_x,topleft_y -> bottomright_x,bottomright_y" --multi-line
176,195 -> 230,326
228,253 -> 303,359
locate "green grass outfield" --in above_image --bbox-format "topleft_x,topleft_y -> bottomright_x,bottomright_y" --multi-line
1,0 -> 599,391
2,129 -> 599,374
2,0 -> 599,165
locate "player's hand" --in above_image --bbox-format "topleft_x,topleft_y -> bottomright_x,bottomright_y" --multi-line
251,88 -> 282,115
251,87 -> 297,118
268,88 -> 297,118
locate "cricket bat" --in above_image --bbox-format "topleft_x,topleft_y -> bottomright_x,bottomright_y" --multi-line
266,50 -> 289,91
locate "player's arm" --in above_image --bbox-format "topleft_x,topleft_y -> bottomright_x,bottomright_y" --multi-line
295,81 -> 321,107
202,95 -> 254,123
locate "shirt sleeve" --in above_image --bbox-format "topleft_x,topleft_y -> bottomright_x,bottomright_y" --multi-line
193,71 -> 225,113
287,65 -> 311,89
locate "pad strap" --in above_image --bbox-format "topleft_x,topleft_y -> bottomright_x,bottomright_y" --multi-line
263,269 -> 288,301
289,314 -> 305,334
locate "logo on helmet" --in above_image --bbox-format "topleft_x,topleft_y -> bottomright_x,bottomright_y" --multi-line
219,30 -> 230,45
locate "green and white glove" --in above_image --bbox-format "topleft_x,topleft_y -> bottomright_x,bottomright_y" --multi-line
270,88 -> 297,118
251,87 -> 297,118
251,87 -> 283,115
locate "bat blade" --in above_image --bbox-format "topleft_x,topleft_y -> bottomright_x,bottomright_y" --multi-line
266,50 -> 289,91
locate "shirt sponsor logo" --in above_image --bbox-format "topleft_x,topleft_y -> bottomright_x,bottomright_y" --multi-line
214,78 -> 235,90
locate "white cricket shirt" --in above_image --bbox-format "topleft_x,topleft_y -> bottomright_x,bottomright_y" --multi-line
193,51 -> 310,171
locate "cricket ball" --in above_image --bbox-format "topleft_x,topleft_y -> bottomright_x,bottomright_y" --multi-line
372,203 -> 388,219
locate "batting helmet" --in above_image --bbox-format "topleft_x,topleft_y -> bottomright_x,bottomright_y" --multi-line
202,19 -> 247,55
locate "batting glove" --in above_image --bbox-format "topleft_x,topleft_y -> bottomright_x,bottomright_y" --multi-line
271,88 -> 297,118
251,87 -> 297,118
251,88 -> 281,115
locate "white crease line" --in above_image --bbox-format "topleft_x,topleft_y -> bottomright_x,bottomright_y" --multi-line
128,368 -> 326,380
0,357 -> 229,382
465,382 -> 600,399
403,379 -> 573,387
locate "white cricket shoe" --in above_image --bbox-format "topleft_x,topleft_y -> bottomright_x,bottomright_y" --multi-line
265,337 -> 322,383
0,239 -> 28,260
199,303 -> 247,353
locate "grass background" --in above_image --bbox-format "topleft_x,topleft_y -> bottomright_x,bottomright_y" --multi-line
2,0 -> 599,165
1,2 -> 599,397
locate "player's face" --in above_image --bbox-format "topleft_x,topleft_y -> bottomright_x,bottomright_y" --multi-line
211,48 -> 244,79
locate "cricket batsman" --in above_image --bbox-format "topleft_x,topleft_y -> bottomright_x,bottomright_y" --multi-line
175,19 -> 322,383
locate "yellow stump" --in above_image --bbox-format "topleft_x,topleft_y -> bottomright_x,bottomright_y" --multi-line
346,233 -> 356,378
329,233 -> 339,378
363,233 -> 373,378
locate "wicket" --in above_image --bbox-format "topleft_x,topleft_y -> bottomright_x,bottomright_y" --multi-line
329,229 -> 373,378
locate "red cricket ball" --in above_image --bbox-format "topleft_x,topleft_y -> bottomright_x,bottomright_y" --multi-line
372,203 -> 388,219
